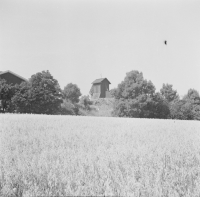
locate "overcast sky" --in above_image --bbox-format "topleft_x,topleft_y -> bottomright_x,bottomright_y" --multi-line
0,0 -> 200,97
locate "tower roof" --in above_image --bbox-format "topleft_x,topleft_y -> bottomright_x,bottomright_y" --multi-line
92,78 -> 111,84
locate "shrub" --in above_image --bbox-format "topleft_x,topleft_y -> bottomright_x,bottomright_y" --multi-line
60,100 -> 79,115
79,96 -> 93,111
63,83 -> 81,104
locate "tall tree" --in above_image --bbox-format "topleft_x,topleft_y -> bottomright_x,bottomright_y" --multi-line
113,71 -> 155,100
183,89 -> 200,120
169,89 -> 200,120
29,70 -> 63,114
11,82 -> 32,113
183,89 -> 200,104
63,83 -> 81,103
148,92 -> 170,119
160,83 -> 179,102
0,79 -> 15,112
12,71 -> 63,114
112,70 -> 169,118
160,83 -> 180,119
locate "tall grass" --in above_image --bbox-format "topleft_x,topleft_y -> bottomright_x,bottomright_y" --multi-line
0,114 -> 200,196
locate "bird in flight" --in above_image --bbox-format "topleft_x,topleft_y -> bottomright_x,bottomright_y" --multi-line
164,40 -> 167,45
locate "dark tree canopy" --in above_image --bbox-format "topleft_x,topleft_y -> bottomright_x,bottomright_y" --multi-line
12,71 -> 63,114
183,89 -> 200,104
160,83 -> 179,103
149,92 -> 170,119
112,70 -> 169,118
113,71 -> 155,100
1,68 -> 199,120
63,83 -> 81,103
183,89 -> 200,120
29,70 -> 63,114
168,89 -> 200,120
0,79 -> 15,112
12,82 -> 32,113
169,100 -> 194,120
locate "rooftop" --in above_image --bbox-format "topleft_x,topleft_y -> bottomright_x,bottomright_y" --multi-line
0,70 -> 27,81
92,78 -> 111,84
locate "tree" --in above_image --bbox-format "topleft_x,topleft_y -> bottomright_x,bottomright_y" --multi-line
170,100 -> 194,120
112,70 -> 169,118
182,89 -> 200,120
160,84 -> 179,103
109,88 -> 117,98
79,95 -> 93,111
147,92 -> 170,119
0,79 -> 15,112
160,83 -> 180,119
192,105 -> 200,120
112,99 -> 141,117
12,71 -> 63,114
89,86 -> 94,97
113,71 -> 155,100
11,82 -> 32,113
183,89 -> 200,104
60,100 -> 79,115
63,83 -> 81,103
169,89 -> 200,120
29,70 -> 63,114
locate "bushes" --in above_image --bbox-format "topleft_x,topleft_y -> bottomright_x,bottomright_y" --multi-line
79,96 -> 93,110
60,100 -> 79,115
169,89 -> 200,120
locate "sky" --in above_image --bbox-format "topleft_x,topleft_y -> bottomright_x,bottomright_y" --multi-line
0,0 -> 200,97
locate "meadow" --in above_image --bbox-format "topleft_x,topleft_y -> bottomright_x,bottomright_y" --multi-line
0,114 -> 200,197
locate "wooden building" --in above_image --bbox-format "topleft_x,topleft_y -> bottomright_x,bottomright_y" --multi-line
0,70 -> 27,85
90,78 -> 111,99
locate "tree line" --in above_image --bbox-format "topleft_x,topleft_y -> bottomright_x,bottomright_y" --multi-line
0,70 -> 90,115
0,70 -> 199,120
111,70 -> 200,120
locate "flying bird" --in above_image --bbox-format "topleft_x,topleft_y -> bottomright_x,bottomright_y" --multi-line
164,40 -> 167,45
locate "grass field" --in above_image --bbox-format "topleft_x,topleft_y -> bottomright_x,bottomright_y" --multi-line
0,114 -> 200,196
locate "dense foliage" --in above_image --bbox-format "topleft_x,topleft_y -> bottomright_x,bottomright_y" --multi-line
0,69 -> 199,120
112,71 -> 170,119
111,70 -> 200,120
79,95 -> 93,111
61,83 -> 82,115
11,82 -> 32,113
63,83 -> 81,103
160,83 -> 179,102
0,79 -> 15,112
169,89 -> 200,120
12,71 -> 63,114
60,99 -> 79,115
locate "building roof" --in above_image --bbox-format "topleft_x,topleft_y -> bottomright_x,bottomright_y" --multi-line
92,78 -> 111,84
0,70 -> 27,81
